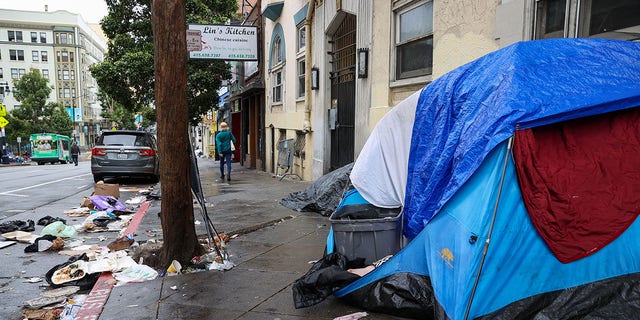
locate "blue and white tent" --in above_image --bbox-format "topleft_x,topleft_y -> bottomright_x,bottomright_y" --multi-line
336,38 -> 640,319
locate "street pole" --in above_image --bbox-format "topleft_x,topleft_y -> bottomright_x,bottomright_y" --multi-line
72,98 -> 76,143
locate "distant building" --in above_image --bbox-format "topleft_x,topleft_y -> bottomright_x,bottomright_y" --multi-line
0,8 -> 107,146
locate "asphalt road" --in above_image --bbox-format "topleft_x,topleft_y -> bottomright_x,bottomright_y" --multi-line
0,159 -> 157,319
0,161 -> 94,220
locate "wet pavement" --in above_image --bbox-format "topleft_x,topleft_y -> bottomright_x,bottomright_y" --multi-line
94,159 -> 410,320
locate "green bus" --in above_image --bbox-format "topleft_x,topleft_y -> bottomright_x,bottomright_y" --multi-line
30,133 -> 73,165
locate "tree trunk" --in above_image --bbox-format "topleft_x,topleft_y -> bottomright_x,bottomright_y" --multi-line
152,0 -> 203,269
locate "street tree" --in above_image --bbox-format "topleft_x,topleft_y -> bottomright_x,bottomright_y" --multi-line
90,0 -> 236,126
152,0 -> 203,268
6,68 -> 72,143
94,0 -> 236,268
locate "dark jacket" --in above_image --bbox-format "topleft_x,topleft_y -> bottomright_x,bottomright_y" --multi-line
71,144 -> 80,155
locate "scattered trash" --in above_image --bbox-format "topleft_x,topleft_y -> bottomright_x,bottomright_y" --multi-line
98,235 -> 107,241
2,230 -> 39,243
24,235 -> 65,253
21,307 -> 64,319
45,254 -> 101,290
37,216 -> 67,226
23,296 -> 66,309
107,234 -> 134,251
0,240 -> 16,249
167,260 -> 182,274
334,312 -> 368,320
65,207 -> 91,217
25,277 -> 43,283
125,196 -> 147,205
113,264 -> 158,285
59,302 -> 82,320
208,260 -> 235,271
170,285 -> 177,290
0,219 -> 35,233
90,195 -> 127,213
41,286 -> 80,298
41,221 -> 77,238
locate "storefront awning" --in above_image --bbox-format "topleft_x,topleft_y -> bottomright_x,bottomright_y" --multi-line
262,1 -> 284,21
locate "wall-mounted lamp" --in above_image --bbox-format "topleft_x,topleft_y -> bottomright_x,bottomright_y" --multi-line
357,48 -> 369,78
311,67 -> 319,90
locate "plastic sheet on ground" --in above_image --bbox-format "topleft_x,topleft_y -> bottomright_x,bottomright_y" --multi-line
280,163 -> 353,216
41,221 -> 77,238
113,264 -> 158,285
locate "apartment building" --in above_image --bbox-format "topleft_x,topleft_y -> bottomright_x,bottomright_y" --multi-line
0,8 -> 107,146
252,0 -> 639,181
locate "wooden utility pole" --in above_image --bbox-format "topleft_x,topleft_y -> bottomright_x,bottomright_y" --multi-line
152,0 -> 203,268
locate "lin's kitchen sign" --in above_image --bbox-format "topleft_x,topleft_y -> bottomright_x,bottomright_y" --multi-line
187,24 -> 258,61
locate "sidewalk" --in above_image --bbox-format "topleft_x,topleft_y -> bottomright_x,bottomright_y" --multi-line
92,158 -> 406,320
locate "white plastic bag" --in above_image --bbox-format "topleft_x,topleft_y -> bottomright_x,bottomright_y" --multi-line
230,140 -> 236,152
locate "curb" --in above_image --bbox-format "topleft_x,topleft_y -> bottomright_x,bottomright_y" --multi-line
74,201 -> 151,320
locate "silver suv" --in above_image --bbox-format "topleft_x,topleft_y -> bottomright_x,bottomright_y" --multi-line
91,130 -> 159,183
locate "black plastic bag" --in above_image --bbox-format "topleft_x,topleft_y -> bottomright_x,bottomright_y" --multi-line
0,219 -> 35,233
292,252 -> 364,309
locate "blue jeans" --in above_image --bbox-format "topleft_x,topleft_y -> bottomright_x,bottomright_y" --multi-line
219,151 -> 232,177
72,154 -> 79,165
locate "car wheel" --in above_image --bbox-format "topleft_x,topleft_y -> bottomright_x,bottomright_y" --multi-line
149,174 -> 160,183
37,162 -> 44,165
93,175 -> 103,183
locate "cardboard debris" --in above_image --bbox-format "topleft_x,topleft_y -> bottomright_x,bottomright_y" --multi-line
92,182 -> 120,199
80,197 -> 95,209
2,230 -> 39,243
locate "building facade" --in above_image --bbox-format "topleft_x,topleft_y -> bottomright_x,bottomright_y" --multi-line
256,0 -> 639,181
0,8 -> 107,146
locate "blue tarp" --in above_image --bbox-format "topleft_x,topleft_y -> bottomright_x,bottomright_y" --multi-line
403,38 -> 640,238
337,141 -> 640,319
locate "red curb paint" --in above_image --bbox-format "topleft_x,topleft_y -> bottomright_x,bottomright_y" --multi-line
75,201 -> 152,319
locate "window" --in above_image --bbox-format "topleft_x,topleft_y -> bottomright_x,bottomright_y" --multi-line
297,25 -> 306,52
41,51 -> 48,62
8,30 -> 23,42
579,0 -> 640,39
32,51 -> 39,61
535,0 -> 568,39
31,32 -> 37,43
60,33 -> 68,44
9,50 -> 25,61
40,32 -> 47,43
297,58 -> 305,98
42,69 -> 49,79
19,69 -> 25,78
11,68 -> 19,79
0,68 -> 3,79
70,52 -> 75,63
71,70 -> 75,80
61,51 -> 69,62
63,88 -> 71,98
395,1 -> 433,79
57,70 -> 62,80
272,70 -> 283,103
535,0 -> 640,40
63,70 -> 70,80
272,36 -> 283,65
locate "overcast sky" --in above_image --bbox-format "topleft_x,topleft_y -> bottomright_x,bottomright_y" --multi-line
3,0 -> 109,24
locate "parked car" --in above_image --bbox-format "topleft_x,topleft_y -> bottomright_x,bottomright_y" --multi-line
91,130 -> 160,183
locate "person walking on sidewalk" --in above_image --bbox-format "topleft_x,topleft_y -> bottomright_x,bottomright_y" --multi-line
71,141 -> 80,166
215,122 -> 236,181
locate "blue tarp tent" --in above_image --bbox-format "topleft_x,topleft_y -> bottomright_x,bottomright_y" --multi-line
331,38 -> 640,319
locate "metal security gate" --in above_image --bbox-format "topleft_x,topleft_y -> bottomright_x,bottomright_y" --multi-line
329,14 -> 356,170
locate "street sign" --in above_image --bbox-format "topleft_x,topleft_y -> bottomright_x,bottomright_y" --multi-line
0,103 -> 6,117
0,116 -> 8,128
